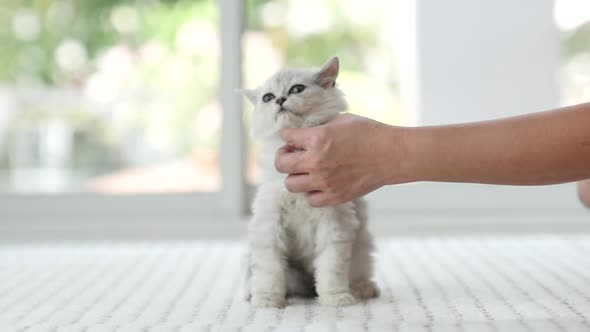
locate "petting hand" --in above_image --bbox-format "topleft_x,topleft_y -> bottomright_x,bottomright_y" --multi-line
274,114 -> 408,207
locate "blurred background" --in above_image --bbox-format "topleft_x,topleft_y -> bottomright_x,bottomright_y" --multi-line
0,0 -> 588,228
0,0 -> 403,195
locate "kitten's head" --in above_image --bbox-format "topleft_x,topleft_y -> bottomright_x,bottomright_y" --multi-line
242,56 -> 347,138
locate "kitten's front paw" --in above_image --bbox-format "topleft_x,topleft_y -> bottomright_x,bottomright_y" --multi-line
318,292 -> 356,306
351,280 -> 379,299
251,293 -> 287,308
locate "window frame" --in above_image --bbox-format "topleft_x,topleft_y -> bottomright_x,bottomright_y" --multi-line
0,0 -> 247,222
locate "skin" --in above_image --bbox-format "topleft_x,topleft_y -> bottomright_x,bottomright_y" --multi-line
275,102 -> 590,207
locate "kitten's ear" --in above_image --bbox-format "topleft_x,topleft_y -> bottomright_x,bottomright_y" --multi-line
238,89 -> 258,105
315,56 -> 339,88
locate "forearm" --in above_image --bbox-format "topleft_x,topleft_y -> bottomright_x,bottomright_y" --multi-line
400,102 -> 590,185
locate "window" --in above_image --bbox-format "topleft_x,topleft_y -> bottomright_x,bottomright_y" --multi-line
244,0 -> 405,184
0,0 -> 221,194
555,0 -> 590,105
0,1 -> 585,224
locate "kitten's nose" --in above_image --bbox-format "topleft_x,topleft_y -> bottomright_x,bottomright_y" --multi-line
276,97 -> 286,106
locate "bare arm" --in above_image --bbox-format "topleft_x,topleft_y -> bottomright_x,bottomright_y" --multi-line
405,102 -> 590,185
275,103 -> 590,207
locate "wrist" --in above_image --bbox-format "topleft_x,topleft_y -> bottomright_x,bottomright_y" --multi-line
408,125 -> 449,183
379,124 -> 423,185
400,126 -> 424,183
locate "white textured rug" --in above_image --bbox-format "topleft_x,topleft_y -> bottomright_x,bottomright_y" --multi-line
1,236 -> 590,332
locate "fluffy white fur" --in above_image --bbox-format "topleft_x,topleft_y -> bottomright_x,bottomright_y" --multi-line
243,57 -> 378,308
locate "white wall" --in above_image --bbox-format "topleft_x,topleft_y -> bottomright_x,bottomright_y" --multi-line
370,0 -> 587,223
416,0 -> 559,125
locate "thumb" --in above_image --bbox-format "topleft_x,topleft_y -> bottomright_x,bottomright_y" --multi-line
280,127 -> 314,149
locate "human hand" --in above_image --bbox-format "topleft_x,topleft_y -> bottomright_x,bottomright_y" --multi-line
274,114 -> 409,207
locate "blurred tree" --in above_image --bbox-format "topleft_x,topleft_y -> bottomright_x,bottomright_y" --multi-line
0,0 -> 214,85
0,0 -> 222,186
564,22 -> 590,60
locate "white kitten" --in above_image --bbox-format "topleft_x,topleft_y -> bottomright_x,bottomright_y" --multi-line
243,57 -> 378,307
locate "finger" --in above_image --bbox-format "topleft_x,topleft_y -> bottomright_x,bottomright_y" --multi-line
280,127 -> 314,149
306,191 -> 334,208
285,174 -> 318,193
275,146 -> 310,174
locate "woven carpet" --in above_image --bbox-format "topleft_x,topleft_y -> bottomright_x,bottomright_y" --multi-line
1,236 -> 590,331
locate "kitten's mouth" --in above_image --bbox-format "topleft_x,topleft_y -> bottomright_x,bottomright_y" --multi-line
278,107 -> 289,113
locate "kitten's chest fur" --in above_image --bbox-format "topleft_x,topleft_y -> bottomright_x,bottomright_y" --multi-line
272,190 -> 360,272
279,193 -> 321,267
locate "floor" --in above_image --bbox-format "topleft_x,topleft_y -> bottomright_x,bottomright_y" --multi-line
1,235 -> 590,331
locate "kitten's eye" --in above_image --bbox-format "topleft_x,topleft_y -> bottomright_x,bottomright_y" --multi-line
262,93 -> 275,103
289,84 -> 306,95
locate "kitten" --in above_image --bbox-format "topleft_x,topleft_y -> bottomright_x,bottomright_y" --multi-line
242,57 -> 379,307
